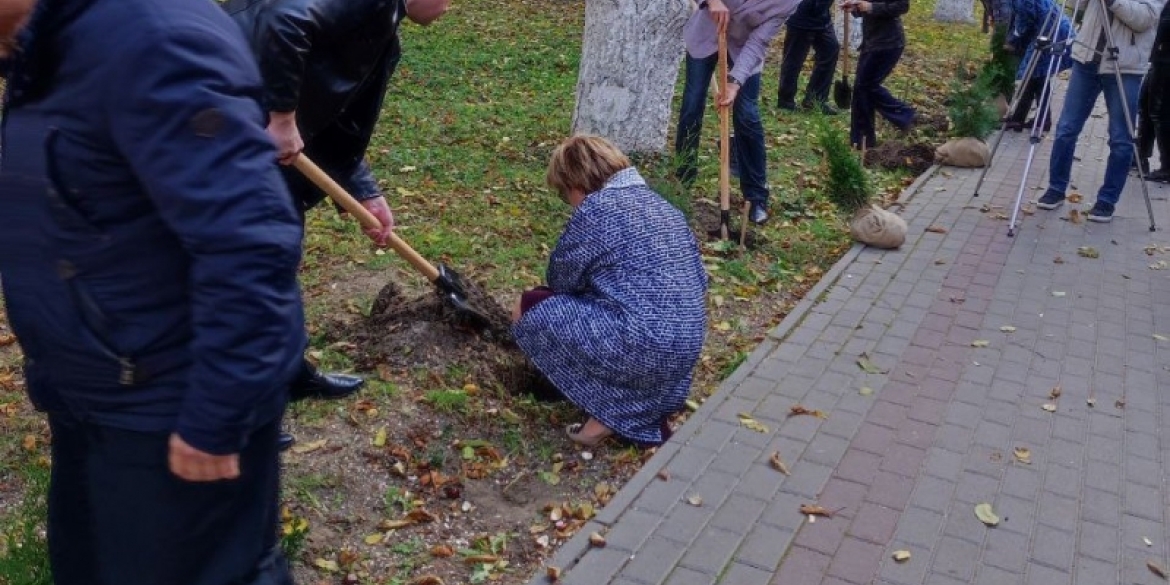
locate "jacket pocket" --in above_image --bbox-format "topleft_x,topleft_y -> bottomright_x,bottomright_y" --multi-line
58,262 -> 138,386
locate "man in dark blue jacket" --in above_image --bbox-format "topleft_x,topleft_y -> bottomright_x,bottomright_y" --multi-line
224,0 -> 450,445
777,0 -> 841,114
0,0 -> 304,582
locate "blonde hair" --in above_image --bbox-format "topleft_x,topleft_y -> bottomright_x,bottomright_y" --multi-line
546,135 -> 632,198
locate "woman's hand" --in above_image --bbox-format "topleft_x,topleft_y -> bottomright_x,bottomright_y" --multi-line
511,296 -> 524,323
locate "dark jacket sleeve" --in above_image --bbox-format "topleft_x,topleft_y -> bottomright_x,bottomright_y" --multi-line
105,24 -> 306,455
869,0 -> 910,18
253,0 -> 392,112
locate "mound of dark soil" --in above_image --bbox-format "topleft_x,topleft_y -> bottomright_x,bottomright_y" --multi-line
691,199 -> 762,249
329,280 -> 552,395
865,140 -> 936,175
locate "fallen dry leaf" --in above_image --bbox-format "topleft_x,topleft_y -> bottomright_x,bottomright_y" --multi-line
789,405 -> 829,419
1146,537 -> 1155,547
1049,386 -> 1062,399
1087,398 -> 1097,407
892,550 -> 912,562
799,504 -> 835,518
1052,291 -> 1066,297
363,533 -> 383,545
408,577 -> 444,585
1068,193 -> 1084,203
313,558 -> 340,572
0,334 -> 15,346
21,434 -> 36,452
1077,246 -> 1099,259
686,494 -> 703,507
656,468 -> 671,482
1155,334 -> 1169,342
769,451 -> 791,475
1152,261 -> 1169,270
373,427 -> 387,448
859,386 -> 874,396
971,340 -> 990,348
1041,403 -> 1057,412
1054,256 -> 1065,264
685,399 -> 701,411
588,532 -> 607,548
430,544 -> 455,558
291,438 -> 327,454
1012,447 -> 1031,464
1116,399 -> 1126,410
546,566 -> 562,582
925,225 -> 948,234
463,555 -> 501,564
857,353 -> 888,374
974,503 -> 1000,526
1148,560 -> 1168,580
1000,326 -> 1017,333
737,413 -> 771,433
1068,209 -> 1083,224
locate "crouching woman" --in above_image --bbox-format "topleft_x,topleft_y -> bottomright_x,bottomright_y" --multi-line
511,135 -> 708,448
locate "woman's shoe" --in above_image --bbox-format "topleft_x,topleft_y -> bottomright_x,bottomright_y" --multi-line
566,419 -> 614,448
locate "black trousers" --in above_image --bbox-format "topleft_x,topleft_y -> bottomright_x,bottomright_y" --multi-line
776,24 -> 840,109
1006,75 -> 1054,127
47,413 -> 291,585
850,47 -> 915,148
1138,64 -> 1170,168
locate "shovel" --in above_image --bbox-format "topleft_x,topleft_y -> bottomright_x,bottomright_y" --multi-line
292,154 -> 491,329
716,25 -> 733,241
833,14 -> 853,109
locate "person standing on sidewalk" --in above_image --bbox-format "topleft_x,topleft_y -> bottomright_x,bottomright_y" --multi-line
1136,0 -> 1170,182
674,0 -> 799,225
0,0 -> 305,582
1034,0 -> 1165,222
841,0 -> 916,150
1001,0 -> 1074,132
776,0 -> 841,114
225,0 -> 451,449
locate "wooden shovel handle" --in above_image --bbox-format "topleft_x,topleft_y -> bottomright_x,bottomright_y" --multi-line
292,154 -> 440,281
717,25 -> 731,238
842,14 -> 850,76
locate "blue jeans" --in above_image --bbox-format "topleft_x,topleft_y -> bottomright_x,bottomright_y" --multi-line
777,24 -> 840,109
850,47 -> 915,149
1045,60 -> 1142,210
674,53 -> 770,206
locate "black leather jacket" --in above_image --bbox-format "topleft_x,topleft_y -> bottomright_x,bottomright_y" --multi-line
859,0 -> 909,53
223,0 -> 406,202
1154,1 -> 1170,65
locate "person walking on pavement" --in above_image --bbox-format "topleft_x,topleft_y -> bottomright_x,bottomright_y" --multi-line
675,0 -> 800,225
1136,0 -> 1170,182
1034,0 -> 1165,221
777,0 -> 841,114
841,0 -> 916,150
0,0 -> 305,582
225,0 -> 451,449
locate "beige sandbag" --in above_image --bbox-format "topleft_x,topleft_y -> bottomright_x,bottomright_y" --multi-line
935,137 -> 991,168
994,94 -> 1009,118
849,205 -> 907,249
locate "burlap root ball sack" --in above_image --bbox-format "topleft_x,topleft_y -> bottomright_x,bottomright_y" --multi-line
849,205 -> 907,249
935,137 -> 991,168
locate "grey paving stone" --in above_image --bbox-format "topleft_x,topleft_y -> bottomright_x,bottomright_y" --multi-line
715,561 -> 772,585
619,536 -> 689,585
1031,524 -> 1075,572
663,566 -> 715,585
930,536 -> 982,582
564,546 -> 635,585
604,508 -> 666,552
1076,520 -> 1120,563
677,526 -> 743,575
708,494 -> 768,536
733,522 -> 794,572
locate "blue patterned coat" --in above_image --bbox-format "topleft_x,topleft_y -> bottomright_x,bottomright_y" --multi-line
1010,0 -> 1074,79
512,169 -> 708,445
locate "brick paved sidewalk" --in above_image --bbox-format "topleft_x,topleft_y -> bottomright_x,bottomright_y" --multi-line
529,99 -> 1170,585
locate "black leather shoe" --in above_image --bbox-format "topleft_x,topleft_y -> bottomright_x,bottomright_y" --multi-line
803,101 -> 840,115
291,370 -> 364,401
278,432 -> 295,452
749,203 -> 769,225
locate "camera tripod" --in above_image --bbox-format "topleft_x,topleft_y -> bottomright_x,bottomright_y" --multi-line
971,0 -> 1156,235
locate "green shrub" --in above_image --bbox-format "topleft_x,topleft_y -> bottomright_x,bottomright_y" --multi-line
816,118 -> 871,215
981,25 -> 1018,99
948,63 -> 1000,139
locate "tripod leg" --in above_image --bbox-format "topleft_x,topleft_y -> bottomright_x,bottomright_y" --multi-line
973,44 -> 1050,197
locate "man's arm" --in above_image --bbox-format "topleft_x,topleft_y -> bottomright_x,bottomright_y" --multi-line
728,2 -> 791,84
869,0 -> 910,18
1108,0 -> 1162,33
106,25 -> 306,458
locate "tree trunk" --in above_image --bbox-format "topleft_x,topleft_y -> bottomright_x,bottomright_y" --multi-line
933,0 -> 975,23
571,0 -> 690,154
